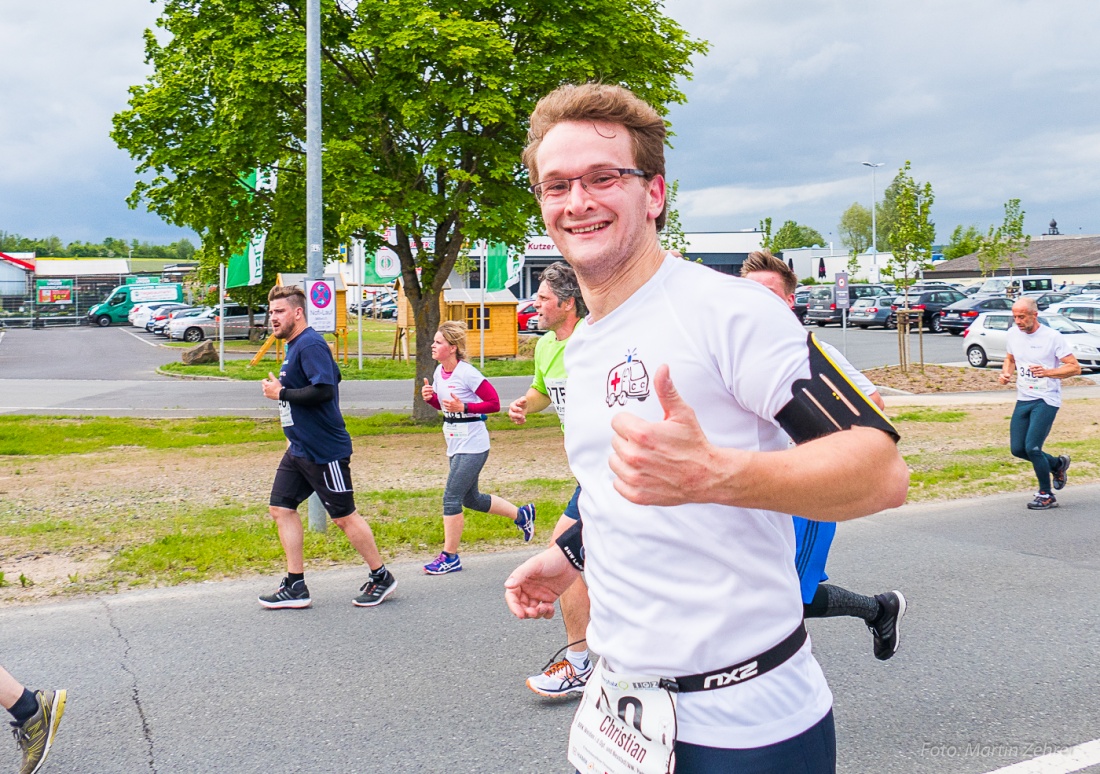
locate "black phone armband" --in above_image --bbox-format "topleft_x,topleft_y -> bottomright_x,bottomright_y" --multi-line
555,519 -> 585,571
775,334 -> 899,445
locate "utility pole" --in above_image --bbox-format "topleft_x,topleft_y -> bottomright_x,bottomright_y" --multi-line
305,0 -> 326,533
863,161 -> 883,281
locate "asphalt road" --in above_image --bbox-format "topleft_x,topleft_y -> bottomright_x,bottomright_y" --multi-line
0,323 -> 968,416
4,487 -> 1100,773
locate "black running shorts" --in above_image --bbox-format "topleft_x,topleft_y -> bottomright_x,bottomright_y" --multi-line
269,451 -> 357,519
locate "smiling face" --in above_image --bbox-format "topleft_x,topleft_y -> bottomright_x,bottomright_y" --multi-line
535,120 -> 665,286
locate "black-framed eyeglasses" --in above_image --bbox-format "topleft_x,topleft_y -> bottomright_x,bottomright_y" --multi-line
529,168 -> 648,203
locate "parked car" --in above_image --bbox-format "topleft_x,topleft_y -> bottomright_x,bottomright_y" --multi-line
886,288 -> 967,332
168,304 -> 268,342
964,311 -> 1100,371
938,296 -> 1013,336
154,306 -> 205,335
1033,292 -> 1071,311
1062,283 -> 1100,295
130,301 -> 182,328
971,275 -> 1056,299
805,283 -> 893,326
517,300 -> 538,331
145,304 -> 193,332
1046,301 -> 1100,337
792,289 -> 811,323
847,295 -> 897,329
961,283 -> 983,296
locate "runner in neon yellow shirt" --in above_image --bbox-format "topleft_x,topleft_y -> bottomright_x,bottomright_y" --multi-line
508,262 -> 591,696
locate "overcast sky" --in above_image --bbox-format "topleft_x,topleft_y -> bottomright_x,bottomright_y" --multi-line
2,0 -> 1098,247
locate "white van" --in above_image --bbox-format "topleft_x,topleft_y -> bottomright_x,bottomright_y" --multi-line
975,275 -> 1055,297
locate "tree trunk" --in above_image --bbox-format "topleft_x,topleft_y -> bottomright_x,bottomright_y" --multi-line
411,288 -> 443,422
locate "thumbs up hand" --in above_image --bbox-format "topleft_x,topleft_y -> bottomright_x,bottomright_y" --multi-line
421,377 -> 435,402
608,365 -> 724,506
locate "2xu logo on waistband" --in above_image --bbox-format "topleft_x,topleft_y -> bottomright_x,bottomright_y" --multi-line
702,660 -> 759,689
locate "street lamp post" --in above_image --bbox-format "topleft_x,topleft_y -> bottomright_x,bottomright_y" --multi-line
862,161 -> 883,280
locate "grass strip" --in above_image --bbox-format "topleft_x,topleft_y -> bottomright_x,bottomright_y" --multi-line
159,357 -> 535,380
0,412 -> 561,456
1,480 -> 577,588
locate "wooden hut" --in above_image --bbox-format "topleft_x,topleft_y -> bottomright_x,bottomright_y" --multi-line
394,279 -> 519,358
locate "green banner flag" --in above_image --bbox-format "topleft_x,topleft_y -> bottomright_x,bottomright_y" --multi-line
361,244 -> 402,285
485,242 -> 511,291
227,168 -> 276,288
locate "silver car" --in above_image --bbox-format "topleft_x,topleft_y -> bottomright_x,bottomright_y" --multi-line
168,304 -> 269,343
964,312 -> 1100,371
1046,301 -> 1100,337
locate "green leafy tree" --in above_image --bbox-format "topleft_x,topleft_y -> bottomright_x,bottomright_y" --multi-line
758,217 -> 773,252
942,224 -> 983,261
772,220 -> 824,253
660,180 -> 689,258
112,0 -> 706,419
881,160 -> 935,299
876,174 -> 905,252
977,199 -> 1030,277
838,202 -> 872,256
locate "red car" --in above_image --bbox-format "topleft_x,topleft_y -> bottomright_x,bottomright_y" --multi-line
517,300 -> 538,331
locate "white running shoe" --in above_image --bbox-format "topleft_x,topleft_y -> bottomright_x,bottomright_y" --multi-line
526,657 -> 592,698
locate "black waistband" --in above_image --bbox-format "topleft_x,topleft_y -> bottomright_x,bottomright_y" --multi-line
443,415 -> 486,423
659,621 -> 807,693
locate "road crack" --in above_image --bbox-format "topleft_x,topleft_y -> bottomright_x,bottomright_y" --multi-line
103,600 -> 158,773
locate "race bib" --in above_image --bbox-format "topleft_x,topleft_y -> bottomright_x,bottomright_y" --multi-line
1017,363 -> 1052,393
279,400 -> 294,427
568,661 -> 677,774
545,377 -> 567,422
444,421 -> 470,439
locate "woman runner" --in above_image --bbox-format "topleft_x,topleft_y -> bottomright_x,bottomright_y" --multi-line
420,321 -> 535,574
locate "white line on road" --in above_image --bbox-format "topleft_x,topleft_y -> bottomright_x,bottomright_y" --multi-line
985,739 -> 1100,774
117,327 -> 162,347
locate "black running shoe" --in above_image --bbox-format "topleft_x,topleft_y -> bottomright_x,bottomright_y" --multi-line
258,577 -> 311,609
1052,456 -> 1070,491
1027,492 -> 1058,510
353,571 -> 398,607
868,591 -> 906,661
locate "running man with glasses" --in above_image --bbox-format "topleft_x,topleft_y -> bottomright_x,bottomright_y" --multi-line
999,296 -> 1080,510
504,83 -> 908,773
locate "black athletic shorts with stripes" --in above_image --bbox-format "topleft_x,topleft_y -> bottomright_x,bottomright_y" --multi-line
269,450 -> 357,519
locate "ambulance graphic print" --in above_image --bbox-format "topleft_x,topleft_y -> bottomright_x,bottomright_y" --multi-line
605,350 -> 651,407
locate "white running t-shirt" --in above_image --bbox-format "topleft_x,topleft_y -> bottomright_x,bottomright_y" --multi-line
432,360 -> 490,455
564,255 -> 833,749
1006,324 -> 1072,407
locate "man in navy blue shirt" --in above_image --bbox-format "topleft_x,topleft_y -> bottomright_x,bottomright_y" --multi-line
258,285 -> 397,609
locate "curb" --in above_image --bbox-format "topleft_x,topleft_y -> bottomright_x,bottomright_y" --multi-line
155,366 -> 232,382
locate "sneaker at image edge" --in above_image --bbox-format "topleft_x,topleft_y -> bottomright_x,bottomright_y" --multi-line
12,689 -> 67,774
526,658 -> 593,698
1027,492 -> 1058,510
868,591 -> 906,661
423,552 -> 462,575
353,572 -> 398,607
1052,456 -> 1070,491
258,577 -> 312,609
516,503 -> 536,543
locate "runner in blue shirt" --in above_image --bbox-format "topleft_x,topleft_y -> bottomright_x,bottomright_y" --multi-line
258,284 -> 397,609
